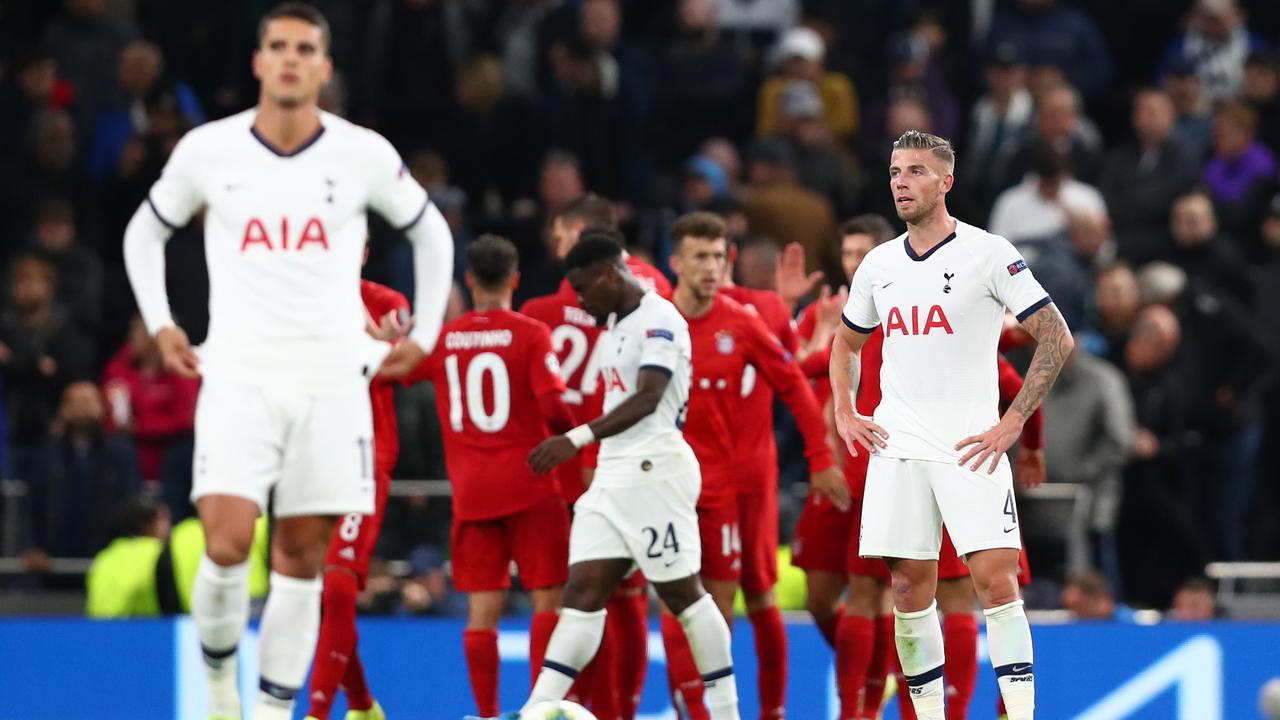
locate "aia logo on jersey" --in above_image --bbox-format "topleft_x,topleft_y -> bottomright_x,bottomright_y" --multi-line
601,366 -> 628,392
240,217 -> 330,252
884,304 -> 954,337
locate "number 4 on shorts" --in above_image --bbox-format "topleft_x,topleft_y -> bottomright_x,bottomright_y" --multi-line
1003,489 -> 1018,533
644,522 -> 680,558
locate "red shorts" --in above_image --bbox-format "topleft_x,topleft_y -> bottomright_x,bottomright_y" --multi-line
791,490 -> 855,574
697,500 -> 741,584
325,470 -> 391,589
450,493 -> 570,592
937,529 -> 970,581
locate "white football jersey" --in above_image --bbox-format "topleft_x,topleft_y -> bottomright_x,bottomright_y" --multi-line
842,221 -> 1050,465
145,109 -> 428,384
594,292 -> 693,477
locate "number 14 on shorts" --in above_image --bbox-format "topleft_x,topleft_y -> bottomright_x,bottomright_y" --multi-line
644,522 -> 681,565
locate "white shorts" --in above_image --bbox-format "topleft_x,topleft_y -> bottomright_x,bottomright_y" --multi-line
569,449 -> 702,583
859,455 -> 1021,560
191,374 -> 375,518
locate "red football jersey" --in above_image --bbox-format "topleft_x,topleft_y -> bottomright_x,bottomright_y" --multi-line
519,283 -> 604,504
361,280 -> 409,474
682,296 -> 834,506
717,285 -> 801,492
411,309 -> 568,521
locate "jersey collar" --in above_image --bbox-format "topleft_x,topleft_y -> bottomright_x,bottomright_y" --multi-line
904,231 -> 957,262
250,124 -> 326,158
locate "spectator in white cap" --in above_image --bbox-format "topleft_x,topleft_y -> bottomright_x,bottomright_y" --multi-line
756,26 -> 858,142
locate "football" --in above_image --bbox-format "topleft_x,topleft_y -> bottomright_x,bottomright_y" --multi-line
1260,677 -> 1280,719
519,700 -> 600,720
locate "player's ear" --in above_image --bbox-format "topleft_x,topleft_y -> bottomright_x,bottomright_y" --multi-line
508,271 -> 521,293
463,271 -> 476,293
941,172 -> 954,194
321,55 -> 334,84
251,49 -> 264,81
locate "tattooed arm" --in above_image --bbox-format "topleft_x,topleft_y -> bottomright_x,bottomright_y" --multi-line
955,303 -> 1074,474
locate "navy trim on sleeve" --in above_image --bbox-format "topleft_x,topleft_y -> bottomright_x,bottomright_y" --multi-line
394,197 -> 432,233
638,364 -> 673,378
1015,296 -> 1053,323
841,314 -> 877,334
147,195 -> 179,231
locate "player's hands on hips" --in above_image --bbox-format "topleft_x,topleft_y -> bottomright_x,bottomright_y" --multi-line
1014,446 -> 1045,488
810,466 -> 851,512
156,326 -> 200,378
955,416 -> 1022,474
834,405 -> 888,458
377,338 -> 427,379
528,435 -> 578,474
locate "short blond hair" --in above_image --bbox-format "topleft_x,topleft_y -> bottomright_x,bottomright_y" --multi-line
892,130 -> 955,173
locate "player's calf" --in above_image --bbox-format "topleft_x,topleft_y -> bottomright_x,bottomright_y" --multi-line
968,550 -> 1034,720
653,576 -> 740,720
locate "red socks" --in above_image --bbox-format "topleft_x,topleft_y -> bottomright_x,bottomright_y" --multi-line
749,606 -> 788,718
610,593 -> 649,719
660,613 -> 709,720
943,613 -> 979,720
861,614 -> 894,719
463,628 -> 499,717
891,650 -> 919,720
342,649 -> 374,712
835,615 -> 875,718
530,611 -> 559,687
306,571 -> 360,720
588,624 -> 621,720
816,605 -> 844,649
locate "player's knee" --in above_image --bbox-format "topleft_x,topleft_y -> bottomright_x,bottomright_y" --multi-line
205,535 -> 252,567
972,571 -> 1020,608
562,583 -> 609,613
805,593 -> 836,620
654,580 -> 703,616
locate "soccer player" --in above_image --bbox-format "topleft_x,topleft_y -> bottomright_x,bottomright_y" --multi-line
412,235 -> 577,719
519,230 -> 741,720
831,131 -> 1072,720
304,277 -> 408,720
661,211 -> 847,719
122,5 -> 454,719
521,194 -> 662,719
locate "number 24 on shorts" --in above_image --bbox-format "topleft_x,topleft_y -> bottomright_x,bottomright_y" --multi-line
644,522 -> 681,559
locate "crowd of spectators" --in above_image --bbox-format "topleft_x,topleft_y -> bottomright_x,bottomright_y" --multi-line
0,0 -> 1277,612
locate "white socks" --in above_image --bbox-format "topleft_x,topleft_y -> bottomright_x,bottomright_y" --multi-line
985,600 -> 1035,720
192,555 -> 250,719
678,594 -> 740,720
895,601 -> 946,720
254,572 -> 322,720
526,607 -> 607,708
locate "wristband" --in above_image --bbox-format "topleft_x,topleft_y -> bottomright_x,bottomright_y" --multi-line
566,424 -> 596,449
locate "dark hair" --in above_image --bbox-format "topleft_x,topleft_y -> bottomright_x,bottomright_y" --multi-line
257,2 -> 331,50
35,196 -> 74,224
1176,577 -> 1215,595
838,214 -> 896,246
554,193 -> 618,231
109,496 -> 165,540
1064,570 -> 1112,598
670,211 -> 728,252
564,229 -> 625,272
1029,141 -> 1071,179
1215,98 -> 1259,134
467,234 -> 519,289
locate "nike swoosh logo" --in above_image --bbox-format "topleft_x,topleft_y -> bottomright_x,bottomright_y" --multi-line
882,282 -> 894,289
1003,526 -> 1017,534
1010,664 -> 1032,674
664,559 -> 678,567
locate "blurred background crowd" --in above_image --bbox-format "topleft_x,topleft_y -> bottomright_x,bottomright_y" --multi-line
0,0 -> 1277,618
